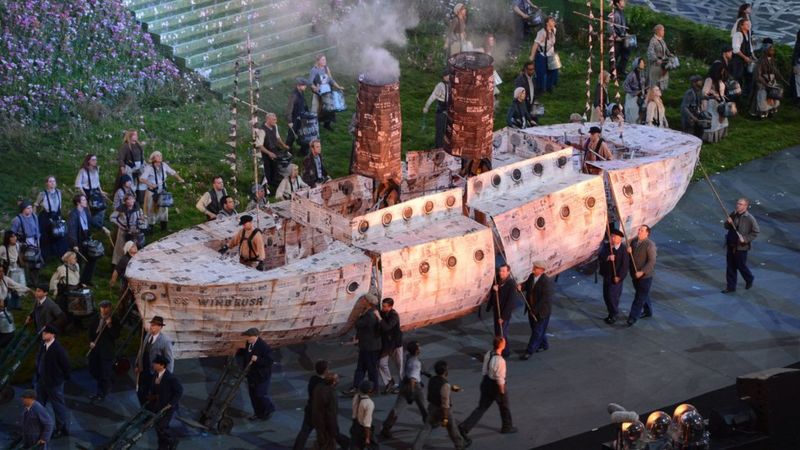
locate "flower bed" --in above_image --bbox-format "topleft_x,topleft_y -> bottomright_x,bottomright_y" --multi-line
0,0 -> 185,124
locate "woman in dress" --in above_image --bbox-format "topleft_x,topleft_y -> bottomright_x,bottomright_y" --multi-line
750,46 -> 783,118
310,54 -> 345,131
275,164 -> 310,201
141,151 -> 185,231
645,85 -> 669,128
702,61 -> 730,143
112,174 -> 136,210
110,193 -> 145,265
647,24 -> 674,91
446,3 -> 468,56
34,176 -> 69,261
118,129 -> 146,205
0,231 -> 24,309
623,58 -> 648,124
75,153 -> 108,227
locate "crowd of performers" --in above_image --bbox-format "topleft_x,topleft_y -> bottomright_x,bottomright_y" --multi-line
0,1 -> 783,449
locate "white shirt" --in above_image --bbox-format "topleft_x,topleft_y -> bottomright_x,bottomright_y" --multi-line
731,31 -> 753,57
44,339 -> 54,351
352,394 -> 375,428
535,29 -> 556,56
149,333 -> 161,345
75,167 -> 101,191
155,368 -> 167,383
404,356 -> 422,382
141,162 -> 176,192
481,350 -> 506,386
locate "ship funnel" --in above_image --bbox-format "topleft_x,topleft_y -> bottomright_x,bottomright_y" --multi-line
445,52 -> 495,162
352,75 -> 402,185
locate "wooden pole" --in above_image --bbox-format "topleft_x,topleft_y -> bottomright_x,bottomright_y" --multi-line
246,34 -> 260,228
698,161 -> 743,240
605,221 -> 618,279
607,175 -> 639,273
86,287 -> 130,357
599,0 -> 605,122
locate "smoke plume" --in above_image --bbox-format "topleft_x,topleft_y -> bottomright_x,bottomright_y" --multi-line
326,0 -> 420,83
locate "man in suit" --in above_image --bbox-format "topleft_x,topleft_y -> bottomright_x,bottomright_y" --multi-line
312,372 -> 349,450
349,294 -> 382,395
136,316 -> 174,405
293,360 -> 348,450
301,139 -> 330,188
378,297 -> 403,395
146,354 -> 183,450
87,300 -> 120,402
598,230 -> 629,324
519,261 -> 554,360
722,198 -> 760,293
25,284 -> 64,333
286,77 -> 310,155
237,327 -> 275,421
485,264 -> 517,358
20,389 -> 54,448
627,225 -> 657,326
35,325 -> 70,438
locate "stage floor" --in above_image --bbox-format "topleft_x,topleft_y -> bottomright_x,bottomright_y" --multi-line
2,147 -> 799,449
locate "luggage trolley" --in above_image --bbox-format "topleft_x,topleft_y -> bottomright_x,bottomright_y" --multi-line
95,405 -> 171,450
0,328 -> 44,404
182,355 -> 251,434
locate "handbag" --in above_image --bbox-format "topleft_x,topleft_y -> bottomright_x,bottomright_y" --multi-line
767,85 -> 783,100
547,53 -> 562,71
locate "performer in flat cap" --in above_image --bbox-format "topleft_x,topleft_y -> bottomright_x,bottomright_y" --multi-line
136,316 -> 174,406
722,198 -> 759,293
87,300 -> 120,402
598,230 -> 629,324
35,325 -> 71,439
582,126 -> 614,175
237,327 -> 276,421
422,69 -> 451,148
286,77 -> 310,156
20,389 -> 54,448
518,261 -> 554,360
223,215 -> 266,269
147,354 -> 183,450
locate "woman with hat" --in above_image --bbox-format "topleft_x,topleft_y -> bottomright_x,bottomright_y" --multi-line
140,151 -> 185,231
223,215 -> 266,269
110,193 -> 145,265
11,200 -> 42,286
34,175 -> 69,261
623,58 -> 648,124
275,164 -> 310,201
507,87 -> 536,129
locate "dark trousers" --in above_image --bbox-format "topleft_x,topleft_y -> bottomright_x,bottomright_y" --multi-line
80,255 -> 98,285
248,377 -> 276,418
434,110 -> 447,148
137,371 -> 153,406
352,349 -> 380,389
525,314 -> 550,354
461,376 -> 513,433
287,121 -> 309,156
382,382 -> 427,433
515,16 -> 534,49
89,352 -> 113,397
629,276 -> 653,320
38,382 -> 68,432
602,278 -> 624,316
534,52 -> 559,93
492,318 -> 511,358
726,246 -> 754,290
295,408 -> 351,450
613,41 -> 630,79
154,409 -> 177,450
412,404 -> 464,450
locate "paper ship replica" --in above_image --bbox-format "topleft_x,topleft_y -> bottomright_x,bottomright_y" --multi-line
127,53 -> 701,358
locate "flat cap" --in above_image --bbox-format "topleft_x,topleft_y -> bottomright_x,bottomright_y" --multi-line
21,389 -> 37,399
533,260 -> 547,270
43,325 -> 59,335
242,327 -> 260,336
295,77 -> 309,85
611,229 -> 625,238
98,300 -> 112,308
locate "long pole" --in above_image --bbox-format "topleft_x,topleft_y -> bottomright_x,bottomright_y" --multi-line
246,33 -> 260,229
599,0 -> 605,122
605,221 -> 618,279
86,287 -> 130,357
698,161 -> 743,240
607,176 -> 639,274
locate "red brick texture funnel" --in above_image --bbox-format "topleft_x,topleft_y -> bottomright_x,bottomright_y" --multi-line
445,52 -> 495,161
352,79 -> 402,185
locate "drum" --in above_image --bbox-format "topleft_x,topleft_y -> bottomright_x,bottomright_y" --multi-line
717,102 -> 738,118
50,217 -> 67,238
527,7 -> 543,27
298,112 -> 320,145
157,191 -> 174,208
22,246 -> 42,268
65,288 -> 95,316
89,190 -> 106,211
624,35 -> 638,49
697,111 -> 713,129
725,80 -> 742,97
83,239 -> 105,259
137,216 -> 149,233
664,56 -> 680,70
767,85 -> 784,100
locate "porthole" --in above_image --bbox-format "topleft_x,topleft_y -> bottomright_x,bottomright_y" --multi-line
142,292 -> 157,302
535,217 -> 546,230
419,261 -> 430,275
622,184 -> 634,198
510,227 -> 521,240
321,185 -> 333,200
491,174 -> 502,187
346,281 -> 360,293
557,156 -> 568,168
560,205 -> 571,219
358,220 -> 369,234
511,168 -> 522,182
473,249 -> 485,262
447,256 -> 457,268
473,180 -> 483,193
382,213 -> 392,226
402,207 -> 413,221
445,195 -> 456,208
340,181 -> 354,196
533,163 -> 544,176
585,196 -> 596,209
424,200 -> 435,214
392,268 -> 403,281
434,151 -> 446,165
